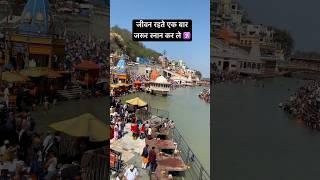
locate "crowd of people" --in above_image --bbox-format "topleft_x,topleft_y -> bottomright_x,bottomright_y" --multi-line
212,70 -> 243,83
110,97 -> 151,141
198,89 -> 210,103
0,81 -> 92,179
0,104 -> 64,179
63,32 -> 108,71
128,73 -> 149,85
282,80 -> 320,130
110,95 -> 177,179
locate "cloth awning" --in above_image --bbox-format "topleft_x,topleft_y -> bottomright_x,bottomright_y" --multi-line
49,113 -> 108,142
126,97 -> 147,107
20,67 -> 62,78
75,60 -> 100,71
2,71 -> 30,83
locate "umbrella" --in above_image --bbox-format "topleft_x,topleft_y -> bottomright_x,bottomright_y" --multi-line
20,67 -> 49,77
110,84 -> 119,89
1,71 -> 30,83
49,113 -> 108,142
126,97 -> 147,107
96,78 -> 108,84
117,82 -> 130,87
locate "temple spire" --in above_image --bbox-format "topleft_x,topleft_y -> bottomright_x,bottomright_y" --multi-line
19,0 -> 50,35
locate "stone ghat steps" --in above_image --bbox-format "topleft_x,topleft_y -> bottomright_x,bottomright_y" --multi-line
57,86 -> 91,100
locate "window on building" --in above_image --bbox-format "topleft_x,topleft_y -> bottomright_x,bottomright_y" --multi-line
231,64 -> 236,68
240,62 -> 243,68
252,63 -> 256,69
244,62 -> 247,68
218,61 -> 221,66
257,63 -> 261,70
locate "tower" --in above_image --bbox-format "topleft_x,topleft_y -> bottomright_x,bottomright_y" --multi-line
19,0 -> 50,35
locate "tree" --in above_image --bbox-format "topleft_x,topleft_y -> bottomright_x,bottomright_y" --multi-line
110,26 -> 161,62
195,71 -> 202,79
273,28 -> 295,58
241,10 -> 252,24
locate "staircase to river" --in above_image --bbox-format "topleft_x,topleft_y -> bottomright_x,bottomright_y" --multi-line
56,86 -> 91,100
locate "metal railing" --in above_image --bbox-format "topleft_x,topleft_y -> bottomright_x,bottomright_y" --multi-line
148,107 -> 211,180
148,107 -> 170,119
170,127 -> 210,180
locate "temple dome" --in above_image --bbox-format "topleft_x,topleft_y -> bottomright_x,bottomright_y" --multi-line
19,0 -> 49,34
155,76 -> 169,84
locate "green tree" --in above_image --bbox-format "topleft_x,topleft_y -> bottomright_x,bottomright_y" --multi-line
241,10 -> 252,24
110,26 -> 161,61
195,71 -> 202,79
273,28 -> 294,58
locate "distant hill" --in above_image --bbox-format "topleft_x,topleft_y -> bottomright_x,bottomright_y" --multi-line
110,26 -> 161,61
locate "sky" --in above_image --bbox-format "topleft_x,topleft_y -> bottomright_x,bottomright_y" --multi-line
110,0 -> 210,78
240,0 -> 320,52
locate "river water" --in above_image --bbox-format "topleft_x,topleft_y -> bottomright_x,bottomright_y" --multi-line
121,87 -> 211,173
213,77 -> 320,180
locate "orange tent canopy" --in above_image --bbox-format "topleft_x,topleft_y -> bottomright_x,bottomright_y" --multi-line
75,60 -> 100,71
150,70 -> 160,81
134,80 -> 142,84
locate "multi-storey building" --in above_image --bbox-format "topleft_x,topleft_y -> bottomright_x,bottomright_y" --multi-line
212,0 -> 243,32
238,24 -> 275,48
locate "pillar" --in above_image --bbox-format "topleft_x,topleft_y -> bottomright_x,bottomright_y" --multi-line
48,55 -> 52,69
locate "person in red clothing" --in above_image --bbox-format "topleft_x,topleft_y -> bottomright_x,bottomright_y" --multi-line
147,146 -> 157,173
131,123 -> 138,140
140,123 -> 145,139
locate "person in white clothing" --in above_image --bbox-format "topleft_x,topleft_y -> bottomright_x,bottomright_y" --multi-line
124,165 -> 139,180
44,152 -> 57,180
147,127 -> 152,140
4,86 -> 9,107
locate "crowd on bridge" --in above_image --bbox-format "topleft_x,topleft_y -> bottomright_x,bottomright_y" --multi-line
282,80 -> 320,130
